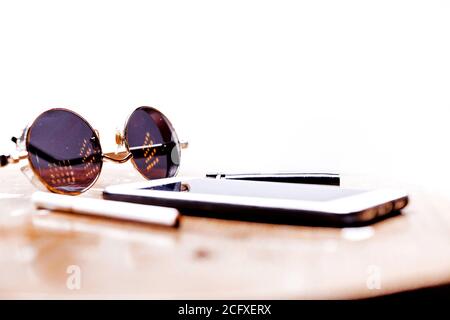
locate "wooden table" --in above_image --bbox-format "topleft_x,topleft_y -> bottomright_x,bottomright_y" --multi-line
0,163 -> 449,299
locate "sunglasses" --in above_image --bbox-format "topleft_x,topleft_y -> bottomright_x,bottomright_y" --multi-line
0,106 -> 188,195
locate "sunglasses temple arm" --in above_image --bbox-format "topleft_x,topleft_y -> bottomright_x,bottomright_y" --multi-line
1,128 -> 30,167
0,152 -> 28,167
20,163 -> 48,191
0,154 -> 12,167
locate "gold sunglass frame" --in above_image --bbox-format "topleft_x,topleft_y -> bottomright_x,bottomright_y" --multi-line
1,106 -> 188,195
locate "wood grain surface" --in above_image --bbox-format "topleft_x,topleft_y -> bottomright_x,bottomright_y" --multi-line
0,162 -> 449,299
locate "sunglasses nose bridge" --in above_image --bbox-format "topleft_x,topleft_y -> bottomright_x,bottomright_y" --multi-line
101,129 -> 132,164
102,151 -> 132,163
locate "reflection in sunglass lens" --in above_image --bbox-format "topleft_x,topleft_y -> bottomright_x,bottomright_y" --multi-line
26,109 -> 103,194
125,106 -> 180,180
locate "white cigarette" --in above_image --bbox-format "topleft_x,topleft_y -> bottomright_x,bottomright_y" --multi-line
31,191 -> 180,228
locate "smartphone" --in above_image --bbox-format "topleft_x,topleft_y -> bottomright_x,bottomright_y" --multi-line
103,177 -> 408,227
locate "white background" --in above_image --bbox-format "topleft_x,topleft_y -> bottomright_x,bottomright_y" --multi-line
0,1 -> 449,194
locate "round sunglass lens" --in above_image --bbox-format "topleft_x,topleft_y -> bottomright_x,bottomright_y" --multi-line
125,106 -> 180,180
26,109 -> 103,194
